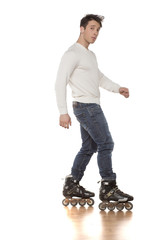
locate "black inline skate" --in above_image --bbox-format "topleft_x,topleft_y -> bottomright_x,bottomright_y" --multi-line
99,180 -> 134,211
62,175 -> 95,207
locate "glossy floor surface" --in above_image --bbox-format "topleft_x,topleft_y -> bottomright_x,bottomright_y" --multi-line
56,196 -> 159,240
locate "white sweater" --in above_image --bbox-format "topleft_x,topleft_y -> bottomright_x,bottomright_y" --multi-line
55,42 -> 120,114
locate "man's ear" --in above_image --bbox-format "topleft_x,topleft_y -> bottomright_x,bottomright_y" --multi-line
80,26 -> 85,34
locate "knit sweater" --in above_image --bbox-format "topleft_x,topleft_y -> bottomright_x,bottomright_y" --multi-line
55,42 -> 120,114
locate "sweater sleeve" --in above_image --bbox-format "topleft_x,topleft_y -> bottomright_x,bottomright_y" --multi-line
55,51 -> 77,114
98,69 -> 120,93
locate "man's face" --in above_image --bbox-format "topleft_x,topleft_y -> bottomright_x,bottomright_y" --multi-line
81,20 -> 101,44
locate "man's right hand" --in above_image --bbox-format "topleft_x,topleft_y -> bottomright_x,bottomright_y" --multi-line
59,114 -> 72,129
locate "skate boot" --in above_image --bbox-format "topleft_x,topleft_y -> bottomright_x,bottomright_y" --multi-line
99,180 -> 134,211
62,175 -> 95,207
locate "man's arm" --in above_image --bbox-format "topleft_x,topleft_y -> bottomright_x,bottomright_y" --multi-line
55,50 -> 77,128
98,70 -> 129,98
98,69 -> 120,93
55,51 -> 76,115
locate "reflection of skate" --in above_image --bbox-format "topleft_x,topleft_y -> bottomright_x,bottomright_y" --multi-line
62,175 -> 95,207
99,180 -> 133,211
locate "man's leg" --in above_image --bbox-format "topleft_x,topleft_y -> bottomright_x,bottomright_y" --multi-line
62,102 -> 96,203
71,124 -> 97,181
72,102 -> 116,181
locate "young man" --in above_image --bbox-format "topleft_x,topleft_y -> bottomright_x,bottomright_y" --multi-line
55,14 -> 133,208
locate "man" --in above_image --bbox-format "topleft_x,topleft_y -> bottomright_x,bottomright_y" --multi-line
55,14 -> 133,208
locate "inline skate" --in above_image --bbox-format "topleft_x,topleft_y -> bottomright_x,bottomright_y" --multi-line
99,180 -> 134,211
62,175 -> 95,207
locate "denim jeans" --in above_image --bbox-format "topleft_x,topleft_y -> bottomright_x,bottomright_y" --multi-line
71,101 -> 116,181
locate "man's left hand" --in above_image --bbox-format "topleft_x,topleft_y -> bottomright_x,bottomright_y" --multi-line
119,87 -> 129,98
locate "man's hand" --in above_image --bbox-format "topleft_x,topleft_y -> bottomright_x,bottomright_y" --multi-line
59,114 -> 72,129
119,87 -> 129,98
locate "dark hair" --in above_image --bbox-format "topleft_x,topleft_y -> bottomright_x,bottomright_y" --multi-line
80,14 -> 104,29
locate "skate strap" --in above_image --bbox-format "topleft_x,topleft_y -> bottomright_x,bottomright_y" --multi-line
67,185 -> 78,195
67,185 -> 86,197
106,187 -> 126,199
106,187 -> 117,198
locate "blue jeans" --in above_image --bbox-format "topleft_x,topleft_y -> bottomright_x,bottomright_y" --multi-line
71,101 -> 116,181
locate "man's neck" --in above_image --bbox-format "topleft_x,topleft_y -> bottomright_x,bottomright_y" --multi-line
77,37 -> 90,49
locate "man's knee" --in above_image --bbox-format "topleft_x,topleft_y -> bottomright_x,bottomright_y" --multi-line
80,145 -> 97,155
97,140 -> 114,152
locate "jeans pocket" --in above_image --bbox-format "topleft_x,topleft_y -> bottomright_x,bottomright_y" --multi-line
73,108 -> 86,126
75,111 -> 85,122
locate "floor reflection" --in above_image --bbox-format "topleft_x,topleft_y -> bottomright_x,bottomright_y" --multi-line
99,210 -> 133,240
63,206 -> 133,240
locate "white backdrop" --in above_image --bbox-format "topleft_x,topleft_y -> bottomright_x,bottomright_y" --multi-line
0,0 -> 160,239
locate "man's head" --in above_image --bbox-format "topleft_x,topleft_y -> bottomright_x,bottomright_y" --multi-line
80,14 -> 104,29
79,14 -> 104,45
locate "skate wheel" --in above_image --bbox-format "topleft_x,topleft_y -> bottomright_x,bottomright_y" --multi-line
116,203 -> 124,211
70,199 -> 77,206
79,199 -> 86,206
87,198 -> 94,206
62,198 -> 69,206
107,202 -> 115,211
125,202 -> 133,211
99,202 -> 107,211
